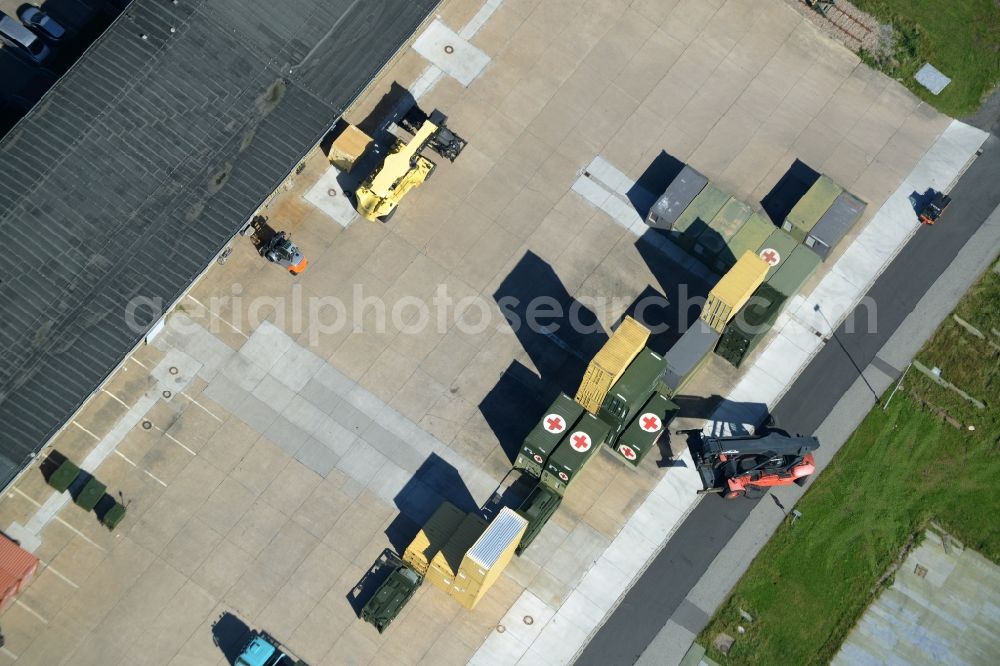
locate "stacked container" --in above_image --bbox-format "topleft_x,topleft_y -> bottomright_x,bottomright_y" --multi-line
450,508 -> 528,609
515,393 -> 584,477
700,251 -> 770,332
715,283 -> 788,367
575,316 -> 649,414
782,175 -> 843,242
0,534 -> 39,611
756,228 -> 799,279
596,348 -> 667,438
541,413 -> 612,494
693,197 -> 752,259
767,245 -> 821,299
645,165 -> 708,230
716,212 -> 772,273
804,191 -> 866,259
425,512 -> 488,595
670,183 -> 729,249
402,502 -> 465,576
613,392 -> 679,465
662,319 -> 722,395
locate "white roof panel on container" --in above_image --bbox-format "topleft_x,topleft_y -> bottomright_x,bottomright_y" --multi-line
466,508 -> 528,569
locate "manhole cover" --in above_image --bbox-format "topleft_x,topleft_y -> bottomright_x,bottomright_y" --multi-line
141,421 -> 152,430
162,390 -> 172,399
327,188 -> 338,197
496,624 -> 506,633
523,615 -> 534,625
444,44 -> 454,54
168,366 -> 179,375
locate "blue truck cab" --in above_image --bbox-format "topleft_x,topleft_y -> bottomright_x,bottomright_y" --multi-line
236,632 -> 306,666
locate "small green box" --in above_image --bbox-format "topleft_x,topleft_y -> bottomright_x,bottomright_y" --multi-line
101,502 -> 127,530
48,459 -> 81,493
75,478 -> 107,512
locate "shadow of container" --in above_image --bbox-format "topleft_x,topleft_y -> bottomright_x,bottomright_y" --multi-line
761,159 -> 820,226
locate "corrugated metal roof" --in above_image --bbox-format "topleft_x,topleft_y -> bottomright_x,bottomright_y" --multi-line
0,0 -> 438,488
467,508 -> 528,569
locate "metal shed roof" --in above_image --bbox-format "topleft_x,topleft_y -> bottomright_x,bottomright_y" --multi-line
0,0 -> 437,487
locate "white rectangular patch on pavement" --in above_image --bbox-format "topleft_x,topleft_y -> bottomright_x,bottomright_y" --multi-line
304,166 -> 357,228
412,18 -> 491,87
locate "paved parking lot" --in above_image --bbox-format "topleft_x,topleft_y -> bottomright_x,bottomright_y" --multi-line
0,0 -> 956,664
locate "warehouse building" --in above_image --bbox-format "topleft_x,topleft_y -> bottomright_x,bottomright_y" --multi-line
0,0 -> 437,488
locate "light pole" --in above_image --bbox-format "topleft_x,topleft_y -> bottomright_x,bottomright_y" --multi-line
813,303 -> 881,405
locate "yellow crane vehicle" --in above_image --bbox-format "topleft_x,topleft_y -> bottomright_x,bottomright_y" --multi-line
348,108 -> 466,222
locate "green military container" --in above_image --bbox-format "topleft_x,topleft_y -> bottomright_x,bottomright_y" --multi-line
614,392 -> 679,466
715,283 -> 787,367
47,458 -> 81,493
782,175 -> 843,242
541,413 -> 612,495
716,212 -> 773,273
766,244 -> 821,298
693,197 -> 752,259
75,477 -> 107,512
671,183 -> 729,250
597,348 -> 667,442
361,563 -> 422,633
756,228 -> 799,279
514,483 -> 562,555
515,393 -> 585,477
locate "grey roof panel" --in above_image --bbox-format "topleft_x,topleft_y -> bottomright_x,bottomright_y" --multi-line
0,0 -> 438,484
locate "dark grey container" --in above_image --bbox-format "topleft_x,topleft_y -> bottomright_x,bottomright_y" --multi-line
645,165 -> 709,230
804,191 -> 866,260
661,319 -> 721,395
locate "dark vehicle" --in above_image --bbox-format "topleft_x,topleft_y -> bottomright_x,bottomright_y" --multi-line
0,13 -> 50,63
17,5 -> 67,43
360,563 -> 422,633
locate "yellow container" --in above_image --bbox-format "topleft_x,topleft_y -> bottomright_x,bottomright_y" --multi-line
447,508 -> 527,609
425,512 -> 488,596
575,316 -> 650,413
402,502 -> 465,576
701,251 -> 770,332
327,124 -> 372,172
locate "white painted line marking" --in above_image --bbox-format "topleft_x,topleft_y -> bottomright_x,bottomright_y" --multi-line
144,470 -> 168,487
178,392 -> 224,422
54,517 -> 105,552
185,294 -> 248,339
102,389 -> 132,410
40,562 -> 79,589
114,450 -> 137,467
131,357 -> 149,370
12,486 -> 41,507
16,599 -> 49,625
72,421 -> 100,440
0,646 -> 18,660
152,424 -> 196,456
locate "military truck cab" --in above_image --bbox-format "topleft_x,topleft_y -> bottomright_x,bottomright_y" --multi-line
236,632 -> 306,666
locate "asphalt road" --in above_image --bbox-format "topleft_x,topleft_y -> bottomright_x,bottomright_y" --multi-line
577,135 -> 1000,665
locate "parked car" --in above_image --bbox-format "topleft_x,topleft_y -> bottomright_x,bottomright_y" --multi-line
17,5 -> 66,43
0,13 -> 50,63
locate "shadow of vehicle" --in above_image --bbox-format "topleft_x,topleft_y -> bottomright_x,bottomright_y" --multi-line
761,159 -> 820,225
211,612 -> 253,665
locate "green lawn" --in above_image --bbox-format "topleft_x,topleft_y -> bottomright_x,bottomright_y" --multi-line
853,0 -> 1000,116
699,261 -> 1000,665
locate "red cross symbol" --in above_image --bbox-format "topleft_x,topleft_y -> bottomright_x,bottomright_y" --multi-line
640,413 -> 661,433
760,248 -> 780,266
620,445 -> 637,461
569,432 -> 591,452
533,454 -> 544,464
558,471 -> 569,481
543,414 -> 565,433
